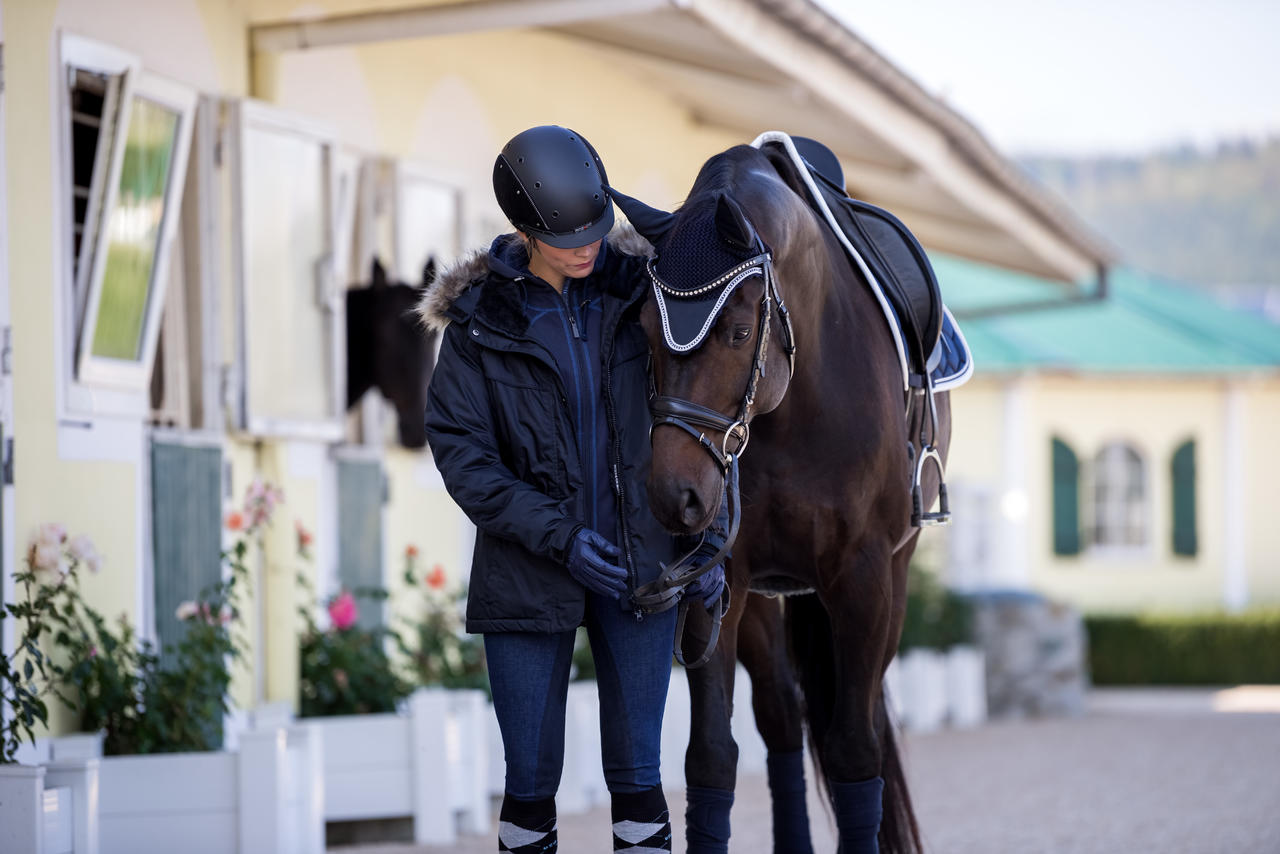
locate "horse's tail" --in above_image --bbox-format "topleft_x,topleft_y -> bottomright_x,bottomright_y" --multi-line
786,594 -> 923,854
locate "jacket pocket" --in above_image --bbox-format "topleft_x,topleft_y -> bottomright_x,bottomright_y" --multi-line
486,376 -> 570,499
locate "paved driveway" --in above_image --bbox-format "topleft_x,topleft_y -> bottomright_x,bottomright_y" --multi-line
336,688 -> 1280,853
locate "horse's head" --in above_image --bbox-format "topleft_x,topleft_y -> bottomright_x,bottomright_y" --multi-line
346,257 -> 438,449
614,146 -> 825,535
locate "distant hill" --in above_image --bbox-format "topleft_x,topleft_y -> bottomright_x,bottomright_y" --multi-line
1019,139 -> 1280,288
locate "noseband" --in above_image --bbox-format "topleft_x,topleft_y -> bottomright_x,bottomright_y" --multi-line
632,249 -> 796,667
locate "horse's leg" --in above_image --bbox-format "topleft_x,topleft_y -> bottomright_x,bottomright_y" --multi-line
682,571 -> 747,854
818,541 -> 911,854
737,593 -> 814,854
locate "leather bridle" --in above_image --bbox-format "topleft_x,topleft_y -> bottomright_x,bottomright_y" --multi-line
631,249 -> 796,667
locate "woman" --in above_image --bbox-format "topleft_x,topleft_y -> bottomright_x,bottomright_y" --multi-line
421,125 -> 724,853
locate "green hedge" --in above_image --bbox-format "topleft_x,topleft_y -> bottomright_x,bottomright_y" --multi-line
899,565 -> 974,652
1086,611 -> 1280,685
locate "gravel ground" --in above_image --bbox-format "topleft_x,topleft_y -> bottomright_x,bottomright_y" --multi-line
334,688 -> 1280,853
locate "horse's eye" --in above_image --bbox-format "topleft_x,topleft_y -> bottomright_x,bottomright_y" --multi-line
731,325 -> 752,344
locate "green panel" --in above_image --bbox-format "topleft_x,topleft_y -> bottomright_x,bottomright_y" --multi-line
151,440 -> 223,666
337,458 -> 384,630
1052,437 -> 1081,556
1171,439 -> 1198,557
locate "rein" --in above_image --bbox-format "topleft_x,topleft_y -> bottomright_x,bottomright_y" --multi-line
631,249 -> 796,668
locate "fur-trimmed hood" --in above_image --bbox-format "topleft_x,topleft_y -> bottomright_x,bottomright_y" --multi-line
416,224 -> 654,333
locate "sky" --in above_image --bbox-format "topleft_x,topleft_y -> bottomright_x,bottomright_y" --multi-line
817,0 -> 1280,156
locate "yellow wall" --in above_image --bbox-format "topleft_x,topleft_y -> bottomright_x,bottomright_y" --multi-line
1243,380 -> 1280,603
255,27 -> 743,222
948,372 -> 1280,614
5,0 -> 251,733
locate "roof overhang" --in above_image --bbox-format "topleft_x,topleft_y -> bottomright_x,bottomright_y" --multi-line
249,0 -> 1116,283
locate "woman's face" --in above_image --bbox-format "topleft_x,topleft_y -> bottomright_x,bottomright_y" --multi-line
526,236 -> 602,289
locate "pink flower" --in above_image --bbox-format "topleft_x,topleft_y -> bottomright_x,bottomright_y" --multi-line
175,601 -> 199,621
405,544 -> 419,559
426,564 -> 446,591
328,591 -> 358,631
295,520 -> 314,549
88,646 -> 98,659
67,534 -> 101,574
243,479 -> 284,530
333,669 -> 349,691
225,511 -> 245,532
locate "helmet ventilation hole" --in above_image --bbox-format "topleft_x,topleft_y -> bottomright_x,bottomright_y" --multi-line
593,193 -> 600,200
552,211 -> 559,218
534,181 -> 542,188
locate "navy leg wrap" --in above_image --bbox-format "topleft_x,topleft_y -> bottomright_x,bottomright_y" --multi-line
685,785 -> 734,854
831,776 -> 883,854
766,750 -> 814,854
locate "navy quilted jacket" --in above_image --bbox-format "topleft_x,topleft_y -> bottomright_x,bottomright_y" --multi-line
422,234 -> 678,633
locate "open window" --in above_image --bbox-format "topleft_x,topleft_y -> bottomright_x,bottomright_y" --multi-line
229,100 -> 345,440
62,35 -> 196,403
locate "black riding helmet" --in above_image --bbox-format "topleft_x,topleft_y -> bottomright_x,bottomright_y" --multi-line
493,125 -> 614,248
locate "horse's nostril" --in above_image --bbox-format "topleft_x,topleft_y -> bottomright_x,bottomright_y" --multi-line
679,489 -> 705,530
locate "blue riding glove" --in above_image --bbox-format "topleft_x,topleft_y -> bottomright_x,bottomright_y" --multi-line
567,527 -> 628,599
684,529 -> 728,609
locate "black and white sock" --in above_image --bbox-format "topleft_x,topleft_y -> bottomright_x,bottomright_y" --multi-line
498,794 -> 557,853
611,786 -> 673,852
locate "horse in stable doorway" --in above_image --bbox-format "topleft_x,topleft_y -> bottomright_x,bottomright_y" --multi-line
346,257 -> 438,449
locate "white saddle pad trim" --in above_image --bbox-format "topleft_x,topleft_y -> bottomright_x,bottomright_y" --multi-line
933,305 -> 975,392
751,130 -> 912,390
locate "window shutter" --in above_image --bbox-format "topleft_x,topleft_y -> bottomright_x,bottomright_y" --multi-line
151,439 -> 223,665
1171,439 -> 1198,557
1052,437 -> 1081,556
337,458 -> 384,629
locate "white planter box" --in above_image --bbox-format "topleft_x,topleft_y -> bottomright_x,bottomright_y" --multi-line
899,649 -> 949,732
312,687 -> 490,845
31,727 -> 321,854
945,645 -> 987,728
0,764 -> 47,854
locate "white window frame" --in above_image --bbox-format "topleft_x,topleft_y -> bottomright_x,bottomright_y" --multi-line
228,99 -> 344,441
58,34 -> 195,407
1086,439 -> 1152,559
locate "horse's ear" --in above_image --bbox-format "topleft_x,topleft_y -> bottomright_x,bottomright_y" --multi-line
607,185 -> 675,245
371,257 -> 388,290
715,194 -> 757,252
421,257 -> 437,289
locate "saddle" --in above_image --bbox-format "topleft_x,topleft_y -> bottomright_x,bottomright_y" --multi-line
754,132 -> 974,526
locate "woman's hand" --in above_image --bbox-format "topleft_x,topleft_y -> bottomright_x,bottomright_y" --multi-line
567,528 -> 628,599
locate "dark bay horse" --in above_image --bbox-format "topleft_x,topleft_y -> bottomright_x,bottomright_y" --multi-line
615,141 -> 950,853
346,257 -> 438,448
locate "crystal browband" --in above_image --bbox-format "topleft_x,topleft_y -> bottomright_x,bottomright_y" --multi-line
647,253 -> 772,297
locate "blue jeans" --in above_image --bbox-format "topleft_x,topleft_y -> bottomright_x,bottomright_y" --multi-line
485,593 -> 678,799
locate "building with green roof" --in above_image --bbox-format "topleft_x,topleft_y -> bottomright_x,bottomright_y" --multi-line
937,256 -> 1280,613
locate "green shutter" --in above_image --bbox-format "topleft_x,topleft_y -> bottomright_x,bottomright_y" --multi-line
151,439 -> 223,666
1052,437 -> 1081,556
1171,439 -> 1198,557
337,458 -> 384,630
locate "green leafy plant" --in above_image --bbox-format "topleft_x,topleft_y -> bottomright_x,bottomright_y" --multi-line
17,480 -> 280,756
0,525 -> 101,763
397,546 -> 488,694
898,563 -> 975,652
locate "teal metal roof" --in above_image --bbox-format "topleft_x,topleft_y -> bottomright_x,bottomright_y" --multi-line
935,255 -> 1280,374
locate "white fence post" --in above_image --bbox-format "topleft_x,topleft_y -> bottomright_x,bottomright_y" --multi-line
289,724 -> 325,854
0,763 -> 46,854
946,645 -> 987,728
449,689 -> 491,836
900,649 -> 948,732
44,758 -> 99,854
560,681 -> 606,815
409,688 -> 455,844
238,727 -> 289,854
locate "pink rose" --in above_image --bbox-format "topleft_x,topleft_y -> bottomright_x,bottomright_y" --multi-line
328,591 -> 358,631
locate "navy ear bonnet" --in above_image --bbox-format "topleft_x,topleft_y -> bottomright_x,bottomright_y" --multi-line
610,188 -> 770,352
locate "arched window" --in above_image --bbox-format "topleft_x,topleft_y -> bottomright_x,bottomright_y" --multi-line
1090,442 -> 1147,548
